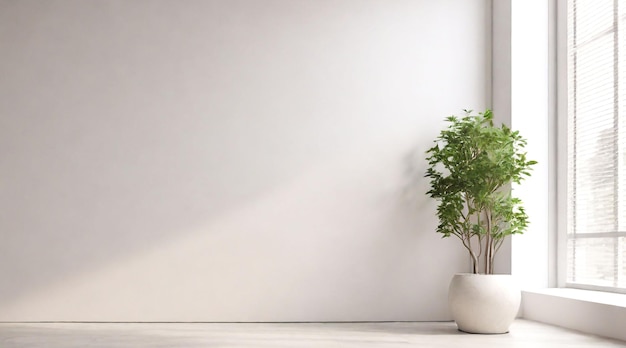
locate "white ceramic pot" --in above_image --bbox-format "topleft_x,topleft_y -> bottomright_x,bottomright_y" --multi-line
448,273 -> 521,334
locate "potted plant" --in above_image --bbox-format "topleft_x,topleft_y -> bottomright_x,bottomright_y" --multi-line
425,109 -> 536,334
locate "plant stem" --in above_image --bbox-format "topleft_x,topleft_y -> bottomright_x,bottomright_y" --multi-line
464,236 -> 479,274
485,209 -> 492,274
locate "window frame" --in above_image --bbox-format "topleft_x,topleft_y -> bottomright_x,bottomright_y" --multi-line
556,0 -> 626,295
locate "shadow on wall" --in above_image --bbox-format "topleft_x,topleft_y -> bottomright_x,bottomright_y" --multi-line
0,130 -> 464,321
402,145 -> 435,213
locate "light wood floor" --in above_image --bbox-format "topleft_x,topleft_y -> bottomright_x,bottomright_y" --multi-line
0,319 -> 624,347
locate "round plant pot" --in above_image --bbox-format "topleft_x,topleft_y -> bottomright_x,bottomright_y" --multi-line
448,273 -> 521,334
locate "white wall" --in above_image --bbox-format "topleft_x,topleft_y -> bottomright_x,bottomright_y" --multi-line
491,0 -> 553,290
491,0 -> 551,290
0,0 -> 489,321
510,0 -> 551,290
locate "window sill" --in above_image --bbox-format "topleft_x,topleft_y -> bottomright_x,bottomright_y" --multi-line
522,288 -> 626,342
527,288 -> 626,306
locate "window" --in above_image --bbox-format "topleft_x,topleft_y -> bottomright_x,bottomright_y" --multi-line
566,0 -> 626,292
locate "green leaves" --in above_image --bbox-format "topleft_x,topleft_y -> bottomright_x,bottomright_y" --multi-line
424,109 -> 536,274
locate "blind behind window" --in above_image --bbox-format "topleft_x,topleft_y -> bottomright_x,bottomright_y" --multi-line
567,0 -> 626,292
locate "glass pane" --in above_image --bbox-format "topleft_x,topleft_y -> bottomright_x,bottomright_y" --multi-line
567,237 -> 616,287
572,0 -> 613,45
570,34 -> 615,234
